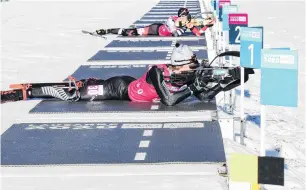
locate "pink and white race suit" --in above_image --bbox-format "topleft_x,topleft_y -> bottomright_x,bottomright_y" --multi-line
158,16 -> 186,36
128,64 -> 187,102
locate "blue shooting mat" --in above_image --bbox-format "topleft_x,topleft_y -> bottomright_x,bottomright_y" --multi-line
88,50 -> 168,61
106,40 -> 173,47
133,20 -> 166,24
143,12 -> 177,17
29,96 -> 217,113
67,65 -> 149,80
1,121 -> 225,165
159,1 -> 199,2
152,6 -> 200,9
105,39 -> 207,48
149,9 -> 200,12
156,3 -> 200,6
88,49 -> 207,61
143,12 -> 184,16
158,1 -> 186,2
156,3 -> 187,5
140,16 -> 169,20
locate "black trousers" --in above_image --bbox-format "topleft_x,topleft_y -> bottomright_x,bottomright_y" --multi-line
108,23 -> 164,36
79,76 -> 136,101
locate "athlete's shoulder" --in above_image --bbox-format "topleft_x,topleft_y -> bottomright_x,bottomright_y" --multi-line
148,64 -> 167,75
156,64 -> 168,69
148,64 -> 167,69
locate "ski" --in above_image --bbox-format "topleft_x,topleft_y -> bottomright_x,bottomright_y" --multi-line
9,82 -> 76,89
8,76 -> 83,91
81,30 -> 107,39
1,78 -> 83,103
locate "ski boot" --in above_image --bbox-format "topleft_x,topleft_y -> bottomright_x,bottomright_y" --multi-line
1,90 -> 24,103
96,29 -> 109,35
95,28 -> 121,35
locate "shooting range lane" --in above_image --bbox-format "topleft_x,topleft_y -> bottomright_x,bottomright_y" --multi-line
2,0 -> 224,167
66,65 -> 149,80
87,49 -> 208,62
105,39 -> 207,48
29,96 -> 217,113
1,121 -> 225,165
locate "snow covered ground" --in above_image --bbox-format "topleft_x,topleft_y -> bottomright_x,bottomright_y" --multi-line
0,0 -> 305,189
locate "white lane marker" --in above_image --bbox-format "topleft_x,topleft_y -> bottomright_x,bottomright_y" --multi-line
139,140 -> 150,148
134,130 -> 154,161
143,130 -> 153,136
150,105 -> 159,110
122,123 -> 162,129
134,152 -> 147,160
163,122 -> 204,128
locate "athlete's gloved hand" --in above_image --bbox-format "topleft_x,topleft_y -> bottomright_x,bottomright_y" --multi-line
188,80 -> 205,93
200,59 -> 210,68
228,67 -> 241,79
188,73 -> 210,93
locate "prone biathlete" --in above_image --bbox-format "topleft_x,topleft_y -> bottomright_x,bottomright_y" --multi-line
1,44 -> 254,106
95,8 -> 215,37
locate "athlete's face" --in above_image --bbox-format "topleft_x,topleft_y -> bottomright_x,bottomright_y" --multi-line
172,64 -> 194,74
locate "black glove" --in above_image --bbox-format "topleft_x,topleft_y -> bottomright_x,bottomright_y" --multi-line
195,69 -> 214,82
228,67 -> 241,80
188,80 -> 205,93
200,59 -> 210,68
188,73 -> 210,93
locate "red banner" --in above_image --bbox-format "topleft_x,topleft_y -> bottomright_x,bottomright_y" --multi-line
228,13 -> 248,25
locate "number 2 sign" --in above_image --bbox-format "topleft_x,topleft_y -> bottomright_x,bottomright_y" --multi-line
240,27 -> 263,68
228,13 -> 248,44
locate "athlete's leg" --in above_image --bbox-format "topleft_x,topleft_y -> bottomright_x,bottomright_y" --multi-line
96,28 -> 139,36
79,76 -> 136,101
136,23 -> 163,36
1,76 -> 137,103
96,23 -> 163,36
0,82 -> 81,103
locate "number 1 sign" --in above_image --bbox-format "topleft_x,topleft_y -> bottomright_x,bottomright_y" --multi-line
228,13 -> 248,44
240,27 -> 263,68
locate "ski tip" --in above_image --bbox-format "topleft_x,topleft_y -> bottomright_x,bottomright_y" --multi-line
9,83 -> 31,89
81,30 -> 91,34
81,30 -> 107,39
